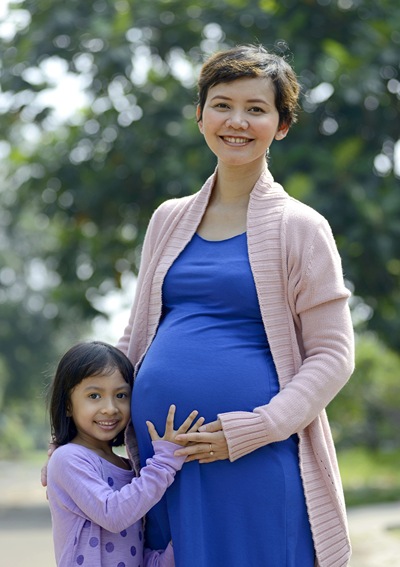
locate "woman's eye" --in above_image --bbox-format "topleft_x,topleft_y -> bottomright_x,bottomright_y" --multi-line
249,106 -> 264,113
116,392 -> 128,399
88,393 -> 100,399
214,103 -> 229,109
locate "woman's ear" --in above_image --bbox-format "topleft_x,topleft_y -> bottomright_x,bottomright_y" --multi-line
196,106 -> 203,133
275,123 -> 289,141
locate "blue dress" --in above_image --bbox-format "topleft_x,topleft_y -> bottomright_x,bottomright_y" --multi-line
131,232 -> 315,566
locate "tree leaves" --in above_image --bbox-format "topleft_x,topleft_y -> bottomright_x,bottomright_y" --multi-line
0,0 -> 399,411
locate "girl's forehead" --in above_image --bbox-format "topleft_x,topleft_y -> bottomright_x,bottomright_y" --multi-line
73,369 -> 130,391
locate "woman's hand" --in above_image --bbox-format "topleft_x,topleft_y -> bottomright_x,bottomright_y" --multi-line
174,419 -> 229,463
146,404 -> 204,446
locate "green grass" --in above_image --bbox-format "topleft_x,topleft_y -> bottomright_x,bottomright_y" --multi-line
338,447 -> 400,507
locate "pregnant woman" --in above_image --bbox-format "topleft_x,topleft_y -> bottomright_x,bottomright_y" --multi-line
118,44 -> 354,567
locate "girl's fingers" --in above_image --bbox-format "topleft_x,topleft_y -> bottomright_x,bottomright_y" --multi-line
146,420 -> 160,441
41,464 -> 48,487
164,404 -> 176,436
187,416 -> 205,433
176,410 -> 199,434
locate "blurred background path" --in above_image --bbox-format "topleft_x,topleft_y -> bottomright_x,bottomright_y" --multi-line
0,459 -> 399,567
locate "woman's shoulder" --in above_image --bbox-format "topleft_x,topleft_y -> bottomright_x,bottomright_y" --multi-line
153,193 -> 195,218
151,170 -> 216,222
284,194 -> 327,225
282,194 -> 333,238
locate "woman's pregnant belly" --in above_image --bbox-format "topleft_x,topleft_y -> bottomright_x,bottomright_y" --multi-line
131,313 -> 279,457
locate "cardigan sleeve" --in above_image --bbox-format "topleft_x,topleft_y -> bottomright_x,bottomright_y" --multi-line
218,218 -> 355,461
116,199 -> 178,358
115,210 -> 158,357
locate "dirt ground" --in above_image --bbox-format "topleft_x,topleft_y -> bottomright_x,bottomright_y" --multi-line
0,459 -> 399,567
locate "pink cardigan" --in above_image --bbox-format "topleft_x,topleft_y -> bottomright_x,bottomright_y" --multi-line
117,166 -> 355,567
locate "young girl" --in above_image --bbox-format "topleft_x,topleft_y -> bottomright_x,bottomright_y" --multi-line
46,340 -> 201,567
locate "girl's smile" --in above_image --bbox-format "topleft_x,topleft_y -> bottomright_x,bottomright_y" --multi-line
95,419 -> 121,430
68,369 -> 131,452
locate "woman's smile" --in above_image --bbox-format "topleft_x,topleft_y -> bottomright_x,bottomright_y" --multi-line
198,76 -> 287,169
221,136 -> 254,145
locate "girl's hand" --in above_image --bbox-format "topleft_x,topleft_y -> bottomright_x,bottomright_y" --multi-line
146,404 -> 204,446
41,442 -> 57,487
174,419 -> 229,463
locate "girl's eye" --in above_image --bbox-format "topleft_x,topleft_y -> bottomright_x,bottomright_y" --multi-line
88,393 -> 100,399
116,392 -> 129,399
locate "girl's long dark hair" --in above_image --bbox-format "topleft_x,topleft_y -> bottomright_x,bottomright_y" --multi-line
48,341 -> 134,446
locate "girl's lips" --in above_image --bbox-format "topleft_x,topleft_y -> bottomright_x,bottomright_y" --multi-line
96,420 -> 119,429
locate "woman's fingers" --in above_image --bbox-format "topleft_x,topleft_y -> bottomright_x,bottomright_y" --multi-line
198,418 -> 222,433
175,431 -> 214,444
174,430 -> 229,461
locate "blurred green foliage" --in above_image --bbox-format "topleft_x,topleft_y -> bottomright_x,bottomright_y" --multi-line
0,0 -> 399,455
328,333 -> 400,450
338,446 -> 400,506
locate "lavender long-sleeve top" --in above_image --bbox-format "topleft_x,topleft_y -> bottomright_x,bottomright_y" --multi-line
47,440 -> 184,567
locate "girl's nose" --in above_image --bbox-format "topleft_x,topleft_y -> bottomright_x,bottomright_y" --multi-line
101,399 -> 118,413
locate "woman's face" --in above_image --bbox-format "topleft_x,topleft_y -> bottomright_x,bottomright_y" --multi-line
197,76 -> 288,169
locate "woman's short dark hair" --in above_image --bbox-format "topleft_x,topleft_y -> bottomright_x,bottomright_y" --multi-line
197,44 -> 300,128
49,341 -> 134,447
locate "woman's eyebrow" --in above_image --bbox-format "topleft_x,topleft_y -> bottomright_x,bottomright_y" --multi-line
209,94 -> 270,105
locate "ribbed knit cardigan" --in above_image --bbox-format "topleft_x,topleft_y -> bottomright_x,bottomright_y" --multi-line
117,166 -> 355,567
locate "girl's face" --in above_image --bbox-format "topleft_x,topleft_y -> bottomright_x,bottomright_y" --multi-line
197,76 -> 288,169
68,368 -> 131,452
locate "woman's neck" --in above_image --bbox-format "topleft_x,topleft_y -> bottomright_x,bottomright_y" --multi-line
213,160 -> 266,204
196,160 -> 266,241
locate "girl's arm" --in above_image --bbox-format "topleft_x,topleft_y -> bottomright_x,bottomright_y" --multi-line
144,542 -> 174,567
47,407 -> 202,532
48,440 -> 184,533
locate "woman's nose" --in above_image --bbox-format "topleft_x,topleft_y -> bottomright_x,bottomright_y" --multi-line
226,113 -> 248,129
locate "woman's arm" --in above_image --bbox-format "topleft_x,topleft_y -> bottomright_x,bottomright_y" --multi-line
175,220 -> 354,462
